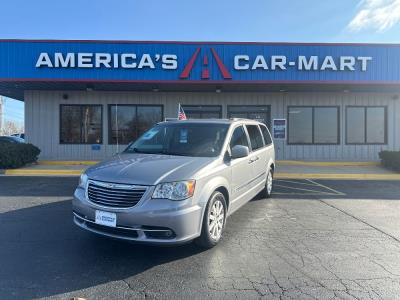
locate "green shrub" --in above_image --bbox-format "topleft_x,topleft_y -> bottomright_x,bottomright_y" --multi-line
379,151 -> 400,172
0,143 -> 41,169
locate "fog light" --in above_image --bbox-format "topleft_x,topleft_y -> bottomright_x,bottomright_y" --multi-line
144,229 -> 175,239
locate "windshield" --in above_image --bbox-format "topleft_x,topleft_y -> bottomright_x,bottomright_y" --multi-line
125,123 -> 229,157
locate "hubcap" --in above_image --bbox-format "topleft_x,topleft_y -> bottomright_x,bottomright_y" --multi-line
266,171 -> 273,195
209,198 -> 224,240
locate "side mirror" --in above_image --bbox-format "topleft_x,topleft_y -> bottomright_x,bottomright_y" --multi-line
231,145 -> 249,159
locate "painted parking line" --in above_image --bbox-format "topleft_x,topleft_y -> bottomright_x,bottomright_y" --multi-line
274,183 -> 339,195
306,179 -> 346,196
273,179 -> 345,197
275,179 -> 327,187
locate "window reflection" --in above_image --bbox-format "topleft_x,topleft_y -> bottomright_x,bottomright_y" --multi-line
314,107 -> 339,144
181,105 -> 222,119
346,106 -> 386,144
109,105 -> 162,144
60,105 -> 102,144
288,107 -> 313,144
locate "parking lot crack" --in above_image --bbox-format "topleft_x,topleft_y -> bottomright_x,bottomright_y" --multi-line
371,260 -> 400,277
319,200 -> 400,245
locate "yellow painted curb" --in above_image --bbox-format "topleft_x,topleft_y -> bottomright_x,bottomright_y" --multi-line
275,172 -> 400,180
38,160 -> 99,166
5,169 -> 82,176
277,160 -> 380,167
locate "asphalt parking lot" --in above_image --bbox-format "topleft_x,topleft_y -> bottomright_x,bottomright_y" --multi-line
1,177 -> 400,299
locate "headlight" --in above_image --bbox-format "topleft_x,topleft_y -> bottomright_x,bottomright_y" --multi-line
79,173 -> 88,188
152,180 -> 195,201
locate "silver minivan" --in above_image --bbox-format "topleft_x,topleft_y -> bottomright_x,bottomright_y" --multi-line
73,119 -> 275,248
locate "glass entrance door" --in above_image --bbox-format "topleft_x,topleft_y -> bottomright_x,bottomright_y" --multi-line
227,105 -> 271,128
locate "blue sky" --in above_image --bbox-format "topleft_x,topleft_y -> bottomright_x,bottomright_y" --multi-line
2,0 -> 400,126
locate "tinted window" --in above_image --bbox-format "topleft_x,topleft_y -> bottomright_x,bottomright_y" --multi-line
288,107 -> 339,144
366,107 -> 385,143
346,107 -> 365,144
346,107 -> 386,144
246,125 -> 264,150
109,105 -> 162,144
228,106 -> 271,128
125,123 -> 229,157
260,125 -> 272,145
230,126 -> 249,149
182,105 -> 222,119
314,107 -> 339,144
288,107 -> 313,144
60,105 -> 102,144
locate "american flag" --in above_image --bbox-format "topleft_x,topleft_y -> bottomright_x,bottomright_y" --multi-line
178,104 -> 187,120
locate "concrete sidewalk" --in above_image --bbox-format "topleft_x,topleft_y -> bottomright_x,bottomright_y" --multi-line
2,160 -> 400,180
276,161 -> 400,180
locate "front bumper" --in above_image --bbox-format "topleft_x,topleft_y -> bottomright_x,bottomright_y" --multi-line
72,187 -> 203,244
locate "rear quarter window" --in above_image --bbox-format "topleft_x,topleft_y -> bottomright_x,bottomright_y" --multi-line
260,125 -> 273,145
246,125 -> 264,151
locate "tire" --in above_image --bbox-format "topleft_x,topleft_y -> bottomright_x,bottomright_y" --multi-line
195,191 -> 227,249
264,168 -> 274,198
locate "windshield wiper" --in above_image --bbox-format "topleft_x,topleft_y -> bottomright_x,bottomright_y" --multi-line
127,148 -> 191,156
127,148 -> 169,155
126,147 -> 151,154
162,151 -> 191,156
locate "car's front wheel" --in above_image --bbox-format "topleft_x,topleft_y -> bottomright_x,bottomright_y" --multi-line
195,191 -> 227,248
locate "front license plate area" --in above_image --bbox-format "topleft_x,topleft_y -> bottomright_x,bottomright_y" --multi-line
95,210 -> 117,227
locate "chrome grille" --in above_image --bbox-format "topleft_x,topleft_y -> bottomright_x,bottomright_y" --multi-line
87,180 -> 147,208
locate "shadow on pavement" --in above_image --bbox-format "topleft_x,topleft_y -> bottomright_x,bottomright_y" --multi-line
0,200 -> 204,299
271,179 -> 400,200
0,176 -> 79,197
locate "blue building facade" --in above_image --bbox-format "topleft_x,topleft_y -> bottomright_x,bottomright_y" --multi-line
1,40 -> 399,160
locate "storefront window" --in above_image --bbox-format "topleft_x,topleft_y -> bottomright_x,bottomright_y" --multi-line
288,107 -> 313,144
288,106 -> 339,144
181,105 -> 222,119
60,105 -> 102,144
346,107 -> 365,144
346,106 -> 387,144
109,105 -> 163,144
366,107 -> 386,144
314,107 -> 339,144
227,105 -> 271,128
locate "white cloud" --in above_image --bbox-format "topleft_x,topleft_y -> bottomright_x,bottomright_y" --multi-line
347,0 -> 400,32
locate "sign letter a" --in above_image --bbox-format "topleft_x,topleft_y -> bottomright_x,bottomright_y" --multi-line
36,53 -> 53,68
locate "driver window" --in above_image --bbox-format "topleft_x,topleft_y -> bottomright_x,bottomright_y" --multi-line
229,126 -> 249,150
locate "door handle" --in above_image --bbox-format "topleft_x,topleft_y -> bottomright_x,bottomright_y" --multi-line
248,157 -> 259,164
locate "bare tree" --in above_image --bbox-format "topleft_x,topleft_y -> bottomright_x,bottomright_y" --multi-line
0,120 -> 24,136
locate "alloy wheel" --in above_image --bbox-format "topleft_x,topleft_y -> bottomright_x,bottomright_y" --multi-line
208,198 -> 225,240
266,171 -> 273,195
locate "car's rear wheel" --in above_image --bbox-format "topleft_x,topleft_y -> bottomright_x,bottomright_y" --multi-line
195,191 -> 227,248
264,169 -> 273,198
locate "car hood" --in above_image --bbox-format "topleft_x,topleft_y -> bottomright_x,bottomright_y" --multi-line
85,153 -> 217,185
